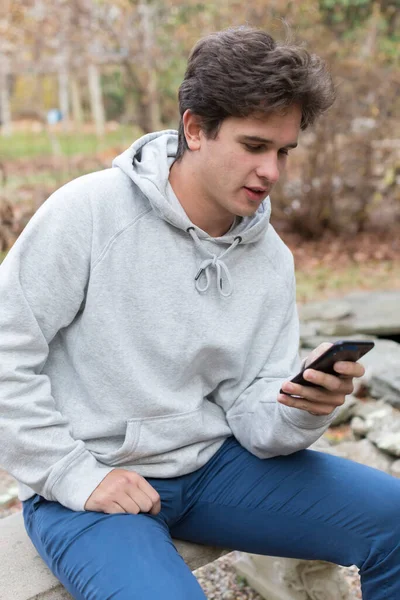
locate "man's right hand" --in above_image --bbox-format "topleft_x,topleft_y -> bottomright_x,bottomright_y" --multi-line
84,469 -> 161,515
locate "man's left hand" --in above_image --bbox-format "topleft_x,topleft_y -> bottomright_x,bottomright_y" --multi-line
278,342 -> 365,416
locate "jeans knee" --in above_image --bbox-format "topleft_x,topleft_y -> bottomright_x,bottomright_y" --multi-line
363,490 -> 400,567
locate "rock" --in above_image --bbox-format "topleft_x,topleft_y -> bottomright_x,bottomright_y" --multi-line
380,394 -> 400,410
358,339 -> 400,386
299,290 -> 400,337
317,322 -> 356,337
350,416 -> 369,437
369,432 -> 400,458
233,553 -> 351,600
320,439 -> 394,474
369,371 -> 400,407
350,401 -> 400,458
352,399 -> 389,420
363,403 -> 396,430
338,290 -> 400,335
389,460 -> 400,478
299,321 -> 320,341
299,301 -> 352,323
310,437 -> 331,451
0,486 -> 19,510
330,395 -> 360,426
0,469 -> 19,510
347,399 -> 400,458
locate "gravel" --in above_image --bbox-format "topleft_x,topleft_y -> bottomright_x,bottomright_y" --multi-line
195,553 -> 264,599
195,553 -> 362,600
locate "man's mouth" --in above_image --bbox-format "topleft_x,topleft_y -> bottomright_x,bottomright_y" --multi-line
243,186 -> 269,200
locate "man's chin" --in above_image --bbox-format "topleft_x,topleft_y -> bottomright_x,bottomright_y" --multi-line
233,204 -> 263,218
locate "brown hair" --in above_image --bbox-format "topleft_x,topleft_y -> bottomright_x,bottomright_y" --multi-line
176,26 -> 335,159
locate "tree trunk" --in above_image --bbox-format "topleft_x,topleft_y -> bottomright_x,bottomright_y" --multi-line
359,3 -> 380,60
70,75 -> 84,128
88,63 -> 105,138
58,67 -> 70,131
122,88 -> 137,125
138,0 -> 161,132
0,56 -> 12,136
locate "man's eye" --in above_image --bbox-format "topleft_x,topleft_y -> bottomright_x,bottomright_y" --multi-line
244,144 -> 264,152
279,149 -> 289,156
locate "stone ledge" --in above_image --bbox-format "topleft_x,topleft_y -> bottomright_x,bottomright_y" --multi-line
0,512 -> 229,600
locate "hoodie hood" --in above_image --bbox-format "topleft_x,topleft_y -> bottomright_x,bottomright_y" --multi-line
112,130 -> 272,297
112,130 -> 271,245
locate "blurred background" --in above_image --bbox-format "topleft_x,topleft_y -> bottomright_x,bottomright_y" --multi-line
0,5 -> 399,597
0,0 -> 399,301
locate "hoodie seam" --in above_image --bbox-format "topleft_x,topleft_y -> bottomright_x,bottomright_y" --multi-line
91,208 -> 153,273
263,250 -> 294,287
88,193 -> 95,272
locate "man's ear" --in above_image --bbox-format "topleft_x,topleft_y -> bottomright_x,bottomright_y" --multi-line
182,110 -> 202,151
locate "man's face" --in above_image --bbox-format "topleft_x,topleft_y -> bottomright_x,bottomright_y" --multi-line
193,105 -> 301,219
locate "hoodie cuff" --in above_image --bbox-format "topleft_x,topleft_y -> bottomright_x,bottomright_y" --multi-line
46,450 -> 114,512
279,402 -> 339,430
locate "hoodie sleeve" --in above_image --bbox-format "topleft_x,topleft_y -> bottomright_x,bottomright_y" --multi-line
222,274 -> 339,459
0,181 -> 114,512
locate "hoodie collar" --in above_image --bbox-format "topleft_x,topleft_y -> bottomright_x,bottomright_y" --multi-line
112,130 -> 272,296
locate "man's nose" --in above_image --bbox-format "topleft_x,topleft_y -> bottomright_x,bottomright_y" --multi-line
256,154 -> 280,184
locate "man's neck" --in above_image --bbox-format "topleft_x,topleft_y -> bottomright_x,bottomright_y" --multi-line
168,159 -> 235,238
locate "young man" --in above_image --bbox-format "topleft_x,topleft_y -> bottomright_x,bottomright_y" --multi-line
1,27 -> 399,600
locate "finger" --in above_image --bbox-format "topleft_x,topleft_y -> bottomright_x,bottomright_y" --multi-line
281,379 -> 335,399
149,497 -> 161,515
104,501 -> 128,515
278,394 -> 336,416
126,488 -> 155,514
302,369 -> 341,391
117,493 -> 142,515
302,369 -> 354,394
281,380 -> 351,404
137,478 -> 161,515
334,361 -> 365,378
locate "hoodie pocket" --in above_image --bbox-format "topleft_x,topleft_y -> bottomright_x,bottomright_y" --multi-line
90,420 -> 141,466
91,404 -> 228,467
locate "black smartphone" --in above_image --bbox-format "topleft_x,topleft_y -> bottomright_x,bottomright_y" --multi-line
281,340 -> 375,393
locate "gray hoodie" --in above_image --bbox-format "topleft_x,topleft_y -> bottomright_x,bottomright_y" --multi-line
0,131 -> 336,512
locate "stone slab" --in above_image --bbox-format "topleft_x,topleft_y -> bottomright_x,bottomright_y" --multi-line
299,290 -> 400,336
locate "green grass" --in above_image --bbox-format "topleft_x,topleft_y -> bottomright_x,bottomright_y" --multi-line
0,126 -> 140,160
5,169 -> 93,191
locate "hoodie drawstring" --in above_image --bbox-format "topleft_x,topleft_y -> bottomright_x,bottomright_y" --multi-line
187,227 -> 242,298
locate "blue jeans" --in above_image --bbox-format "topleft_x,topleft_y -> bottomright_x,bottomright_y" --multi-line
23,437 -> 400,599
